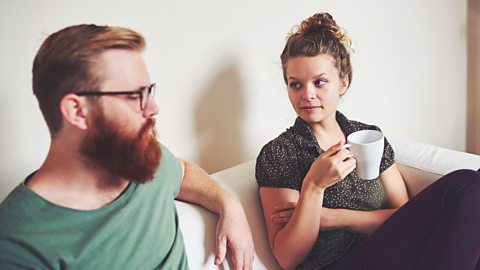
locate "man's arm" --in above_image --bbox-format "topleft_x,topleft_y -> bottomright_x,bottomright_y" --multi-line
175,158 -> 254,270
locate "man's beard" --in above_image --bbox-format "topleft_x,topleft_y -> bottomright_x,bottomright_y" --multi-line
80,111 -> 162,184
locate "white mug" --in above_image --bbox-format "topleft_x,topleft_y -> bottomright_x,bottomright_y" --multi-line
346,130 -> 384,180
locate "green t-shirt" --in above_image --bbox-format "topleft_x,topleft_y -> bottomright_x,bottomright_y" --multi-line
0,144 -> 189,270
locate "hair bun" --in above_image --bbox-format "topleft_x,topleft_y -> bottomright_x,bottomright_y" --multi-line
297,12 -> 352,52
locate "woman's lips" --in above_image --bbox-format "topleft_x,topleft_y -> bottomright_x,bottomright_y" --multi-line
300,105 -> 323,112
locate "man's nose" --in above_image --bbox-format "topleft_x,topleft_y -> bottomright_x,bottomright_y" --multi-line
143,98 -> 159,118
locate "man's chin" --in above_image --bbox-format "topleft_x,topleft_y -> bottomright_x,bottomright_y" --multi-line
151,126 -> 158,137
129,139 -> 162,184
81,112 -> 162,184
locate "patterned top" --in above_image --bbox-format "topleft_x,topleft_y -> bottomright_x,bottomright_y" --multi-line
255,111 -> 395,270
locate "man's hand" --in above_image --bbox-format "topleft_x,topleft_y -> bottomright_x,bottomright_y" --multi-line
215,202 -> 254,270
175,159 -> 254,269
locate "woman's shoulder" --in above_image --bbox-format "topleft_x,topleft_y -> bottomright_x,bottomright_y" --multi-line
255,129 -> 302,189
257,128 -> 299,161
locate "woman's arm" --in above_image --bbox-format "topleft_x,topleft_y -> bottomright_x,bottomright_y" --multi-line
272,203 -> 396,235
259,143 -> 356,270
380,163 -> 409,208
325,164 -> 409,233
272,164 -> 409,235
260,187 -> 323,270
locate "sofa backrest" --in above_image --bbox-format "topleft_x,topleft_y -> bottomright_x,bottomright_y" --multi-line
392,139 -> 480,196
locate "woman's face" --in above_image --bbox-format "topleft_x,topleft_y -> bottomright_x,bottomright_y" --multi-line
285,54 -> 347,125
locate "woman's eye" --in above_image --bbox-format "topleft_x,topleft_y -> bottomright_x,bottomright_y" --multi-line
314,79 -> 326,87
289,82 -> 302,90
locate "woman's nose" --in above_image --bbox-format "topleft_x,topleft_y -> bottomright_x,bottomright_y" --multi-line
302,85 -> 316,100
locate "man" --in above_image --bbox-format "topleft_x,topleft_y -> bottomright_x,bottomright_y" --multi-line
0,24 -> 253,269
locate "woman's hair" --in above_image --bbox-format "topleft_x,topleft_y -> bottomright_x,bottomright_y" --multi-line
280,12 -> 353,88
32,24 -> 145,136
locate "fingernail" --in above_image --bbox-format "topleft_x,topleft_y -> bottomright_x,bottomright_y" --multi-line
341,144 -> 351,149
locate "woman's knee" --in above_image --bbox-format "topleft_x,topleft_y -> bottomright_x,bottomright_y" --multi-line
440,169 -> 480,195
443,169 -> 480,182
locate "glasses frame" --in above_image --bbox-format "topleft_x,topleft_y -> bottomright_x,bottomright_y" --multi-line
75,83 -> 156,111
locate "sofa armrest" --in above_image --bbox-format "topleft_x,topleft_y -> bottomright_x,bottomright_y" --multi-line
175,161 -> 281,270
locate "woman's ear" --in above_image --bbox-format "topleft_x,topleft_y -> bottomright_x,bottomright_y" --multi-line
59,93 -> 90,130
340,77 -> 349,96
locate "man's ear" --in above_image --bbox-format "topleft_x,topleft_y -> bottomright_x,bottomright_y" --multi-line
340,77 -> 349,96
59,93 -> 90,130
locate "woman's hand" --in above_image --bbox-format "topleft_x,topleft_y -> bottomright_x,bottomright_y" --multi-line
271,201 -> 297,225
304,141 -> 356,190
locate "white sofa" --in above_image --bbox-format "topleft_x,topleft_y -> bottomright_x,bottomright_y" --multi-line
176,139 -> 480,269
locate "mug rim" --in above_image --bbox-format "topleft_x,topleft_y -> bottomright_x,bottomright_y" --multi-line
347,130 -> 384,145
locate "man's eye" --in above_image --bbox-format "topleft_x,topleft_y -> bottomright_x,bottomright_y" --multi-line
127,94 -> 141,100
289,82 -> 301,90
314,79 -> 326,86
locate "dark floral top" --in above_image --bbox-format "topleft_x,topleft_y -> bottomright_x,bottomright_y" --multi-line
255,111 -> 395,269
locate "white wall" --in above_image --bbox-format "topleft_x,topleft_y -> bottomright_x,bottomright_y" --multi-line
0,0 -> 467,200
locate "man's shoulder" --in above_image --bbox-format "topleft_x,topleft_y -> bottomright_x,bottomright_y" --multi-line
0,185 -> 36,232
157,143 -> 180,170
0,184 -> 27,215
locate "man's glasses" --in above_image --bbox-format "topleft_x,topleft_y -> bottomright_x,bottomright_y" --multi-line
75,83 -> 156,111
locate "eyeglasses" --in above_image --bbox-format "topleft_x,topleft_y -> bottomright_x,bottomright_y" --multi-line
75,83 -> 156,111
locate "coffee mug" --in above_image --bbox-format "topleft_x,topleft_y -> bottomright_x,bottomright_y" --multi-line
346,130 -> 384,180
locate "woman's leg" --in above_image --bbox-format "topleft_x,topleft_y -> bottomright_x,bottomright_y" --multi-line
414,169 -> 480,269
327,169 -> 480,270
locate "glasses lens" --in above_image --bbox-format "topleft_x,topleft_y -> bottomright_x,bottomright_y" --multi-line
141,84 -> 156,111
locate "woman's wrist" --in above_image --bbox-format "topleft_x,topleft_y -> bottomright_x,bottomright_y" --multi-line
301,180 -> 326,196
303,171 -> 327,189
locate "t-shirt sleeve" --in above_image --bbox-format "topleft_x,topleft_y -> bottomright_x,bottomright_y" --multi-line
255,139 -> 302,191
157,143 -> 183,198
380,136 -> 395,173
369,126 -> 395,173
0,239 -> 48,270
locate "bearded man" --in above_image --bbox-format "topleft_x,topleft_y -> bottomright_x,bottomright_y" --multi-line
0,24 -> 253,270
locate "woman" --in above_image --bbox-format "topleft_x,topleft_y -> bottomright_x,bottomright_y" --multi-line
255,12 -> 480,270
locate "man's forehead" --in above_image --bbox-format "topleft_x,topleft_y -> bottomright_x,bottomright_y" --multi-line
96,49 -> 150,91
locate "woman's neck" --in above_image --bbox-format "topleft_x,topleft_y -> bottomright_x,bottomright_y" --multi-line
308,114 -> 346,150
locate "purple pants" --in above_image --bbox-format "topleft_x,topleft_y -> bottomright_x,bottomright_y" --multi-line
325,169 -> 480,270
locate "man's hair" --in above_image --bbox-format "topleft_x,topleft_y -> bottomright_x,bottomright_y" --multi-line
32,24 -> 145,136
